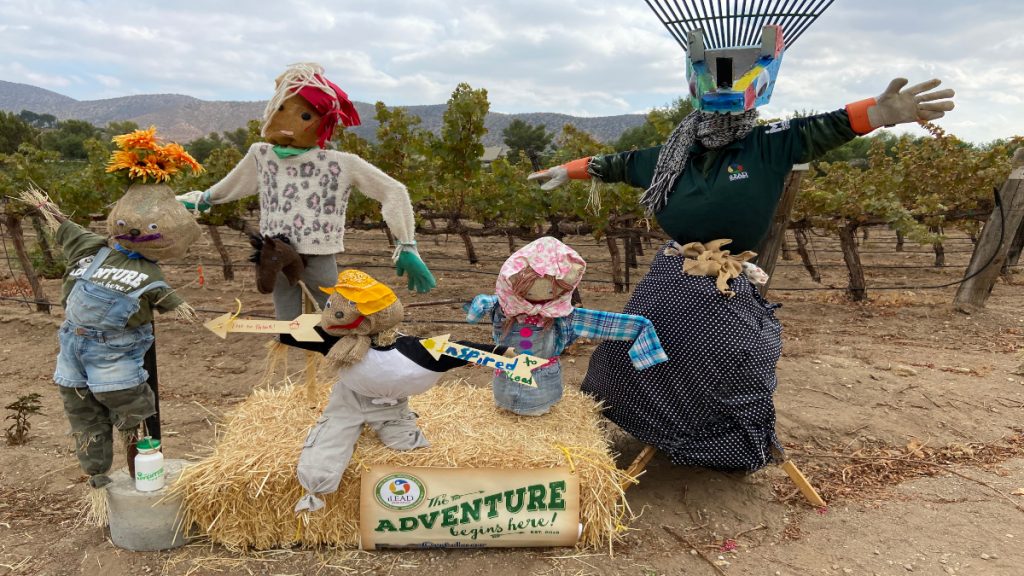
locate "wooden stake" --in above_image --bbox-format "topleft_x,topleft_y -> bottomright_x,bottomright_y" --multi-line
620,444 -> 658,491
779,459 -> 827,508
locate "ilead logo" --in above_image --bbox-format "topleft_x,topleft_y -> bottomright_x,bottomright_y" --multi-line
727,164 -> 749,182
375,473 -> 426,511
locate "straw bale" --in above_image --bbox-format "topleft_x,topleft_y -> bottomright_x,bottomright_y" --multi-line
173,379 -> 634,552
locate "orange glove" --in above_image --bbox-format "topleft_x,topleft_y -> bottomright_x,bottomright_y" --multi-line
526,157 -> 591,190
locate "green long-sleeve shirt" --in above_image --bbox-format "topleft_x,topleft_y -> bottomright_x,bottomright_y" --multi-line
594,109 -> 857,252
57,221 -> 183,328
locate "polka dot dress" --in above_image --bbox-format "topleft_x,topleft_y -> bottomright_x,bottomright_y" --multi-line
581,243 -> 784,472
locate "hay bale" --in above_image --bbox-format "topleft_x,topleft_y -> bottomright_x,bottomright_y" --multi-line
173,379 -> 634,551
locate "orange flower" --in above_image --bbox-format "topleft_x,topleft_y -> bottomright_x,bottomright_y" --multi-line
159,142 -> 204,174
112,126 -> 159,151
106,127 -> 204,182
105,150 -> 142,173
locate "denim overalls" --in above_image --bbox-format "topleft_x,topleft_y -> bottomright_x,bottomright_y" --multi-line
54,247 -> 167,393
491,307 -> 570,416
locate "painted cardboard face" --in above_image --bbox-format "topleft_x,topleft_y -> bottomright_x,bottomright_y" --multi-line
517,272 -> 573,304
107,183 -> 201,261
321,294 -> 404,337
686,25 -> 784,114
264,95 -> 322,148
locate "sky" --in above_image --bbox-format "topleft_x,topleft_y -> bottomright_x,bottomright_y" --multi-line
0,0 -> 1021,143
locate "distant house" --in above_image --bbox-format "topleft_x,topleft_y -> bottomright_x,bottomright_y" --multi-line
481,145 -> 509,165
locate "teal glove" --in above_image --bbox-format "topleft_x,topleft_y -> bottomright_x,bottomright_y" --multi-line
176,190 -> 211,213
395,249 -> 436,293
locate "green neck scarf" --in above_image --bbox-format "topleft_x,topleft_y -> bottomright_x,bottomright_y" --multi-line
272,145 -> 315,159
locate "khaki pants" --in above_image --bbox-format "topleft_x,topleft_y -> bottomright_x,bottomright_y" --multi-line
294,384 -> 428,513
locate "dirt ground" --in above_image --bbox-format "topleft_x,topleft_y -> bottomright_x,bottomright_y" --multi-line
1,225 -> 1022,576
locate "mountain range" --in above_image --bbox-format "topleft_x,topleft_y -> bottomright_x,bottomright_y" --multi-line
0,80 -> 647,146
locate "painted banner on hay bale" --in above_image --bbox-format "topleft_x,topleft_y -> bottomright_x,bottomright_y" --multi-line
360,465 -> 580,549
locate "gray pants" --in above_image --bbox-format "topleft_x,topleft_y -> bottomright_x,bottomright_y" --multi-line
273,254 -> 338,320
294,384 -> 429,513
58,383 -> 156,488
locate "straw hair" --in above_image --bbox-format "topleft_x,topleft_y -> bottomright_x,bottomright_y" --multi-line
85,485 -> 109,527
262,63 -> 334,137
172,379 -> 635,552
18,185 -> 63,231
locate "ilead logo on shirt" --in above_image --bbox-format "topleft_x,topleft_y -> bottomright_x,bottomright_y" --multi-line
375,473 -> 426,511
727,164 -> 750,182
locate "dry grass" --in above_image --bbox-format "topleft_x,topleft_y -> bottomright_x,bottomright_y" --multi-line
172,378 -> 634,552
774,431 -> 1024,504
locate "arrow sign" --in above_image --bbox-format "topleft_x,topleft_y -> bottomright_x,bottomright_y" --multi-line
420,334 -> 546,388
204,312 -> 324,342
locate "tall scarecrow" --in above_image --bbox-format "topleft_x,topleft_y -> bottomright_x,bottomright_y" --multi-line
528,0 -> 955,471
179,63 -> 435,320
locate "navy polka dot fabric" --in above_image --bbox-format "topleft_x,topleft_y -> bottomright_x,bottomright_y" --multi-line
582,243 -> 784,472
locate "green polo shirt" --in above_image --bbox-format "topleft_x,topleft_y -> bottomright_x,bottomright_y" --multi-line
596,109 -> 856,252
56,221 -> 183,328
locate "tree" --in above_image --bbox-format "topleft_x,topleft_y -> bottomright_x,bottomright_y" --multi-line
0,111 -> 39,154
18,110 -> 57,129
613,97 -> 692,151
501,119 -> 553,171
186,132 -> 225,163
39,119 -> 100,160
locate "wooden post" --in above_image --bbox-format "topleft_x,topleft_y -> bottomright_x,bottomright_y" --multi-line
1002,217 -> 1023,277
3,214 -> 50,313
754,164 -> 808,296
206,224 -> 234,281
458,230 -> 479,264
606,234 -> 626,293
838,223 -> 867,302
143,327 -> 161,440
793,227 -> 821,283
953,150 -> 1024,313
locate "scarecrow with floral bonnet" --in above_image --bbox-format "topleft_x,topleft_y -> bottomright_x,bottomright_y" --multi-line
466,237 -> 669,416
24,126 -> 203,520
178,62 -> 435,321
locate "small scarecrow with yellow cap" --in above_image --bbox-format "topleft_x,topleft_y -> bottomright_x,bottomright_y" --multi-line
280,270 -> 509,513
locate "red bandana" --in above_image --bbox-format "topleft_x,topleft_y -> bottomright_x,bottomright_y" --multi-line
295,76 -> 361,148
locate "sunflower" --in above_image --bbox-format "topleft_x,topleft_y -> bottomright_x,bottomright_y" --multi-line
159,142 -> 204,174
112,126 -> 159,151
106,126 -> 204,183
105,150 -> 142,173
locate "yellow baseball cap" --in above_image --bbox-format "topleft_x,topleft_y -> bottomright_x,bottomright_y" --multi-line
320,269 -> 397,315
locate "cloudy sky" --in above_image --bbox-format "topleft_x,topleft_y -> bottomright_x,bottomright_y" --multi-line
0,0 -> 1020,143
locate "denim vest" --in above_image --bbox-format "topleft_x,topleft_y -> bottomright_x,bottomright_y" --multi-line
64,247 -> 169,332
491,307 -> 565,415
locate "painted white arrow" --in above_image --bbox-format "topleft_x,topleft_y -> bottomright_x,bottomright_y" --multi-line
419,334 -> 546,388
204,312 -> 324,342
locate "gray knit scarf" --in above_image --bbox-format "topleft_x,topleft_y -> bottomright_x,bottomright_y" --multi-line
639,109 -> 759,215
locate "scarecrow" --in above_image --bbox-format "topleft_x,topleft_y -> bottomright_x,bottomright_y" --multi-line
528,12 -> 956,470
466,237 -> 668,416
23,127 -> 203,509
278,270 -> 510,513
178,62 -> 435,320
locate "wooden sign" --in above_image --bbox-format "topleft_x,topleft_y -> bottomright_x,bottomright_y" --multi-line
360,465 -> 580,549
204,312 -> 323,342
419,334 -> 545,387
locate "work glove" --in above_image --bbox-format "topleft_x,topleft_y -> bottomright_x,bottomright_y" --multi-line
847,78 -> 955,134
394,244 -> 436,293
175,190 -> 211,213
526,157 -> 592,190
